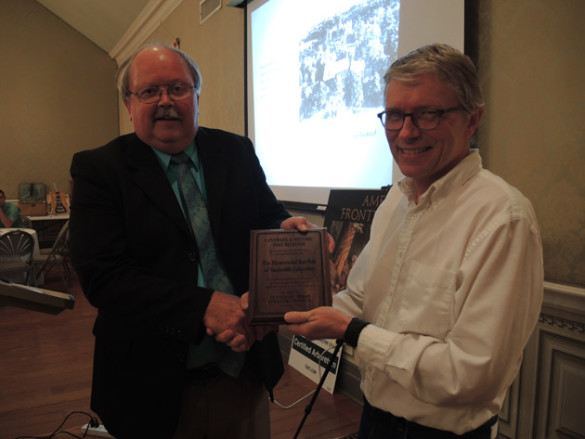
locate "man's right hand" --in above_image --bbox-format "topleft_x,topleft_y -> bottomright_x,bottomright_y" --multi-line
203,291 -> 252,352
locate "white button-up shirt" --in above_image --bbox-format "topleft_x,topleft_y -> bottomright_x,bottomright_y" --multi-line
333,150 -> 543,434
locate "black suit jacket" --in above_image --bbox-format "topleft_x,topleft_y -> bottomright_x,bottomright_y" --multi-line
70,128 -> 290,438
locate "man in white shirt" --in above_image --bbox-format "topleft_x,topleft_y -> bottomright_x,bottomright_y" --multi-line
283,44 -> 543,438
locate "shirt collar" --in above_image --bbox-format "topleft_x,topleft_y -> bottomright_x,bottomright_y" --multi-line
397,149 -> 483,207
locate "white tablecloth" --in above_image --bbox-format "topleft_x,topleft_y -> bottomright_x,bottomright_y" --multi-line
29,214 -> 69,222
28,215 -> 69,249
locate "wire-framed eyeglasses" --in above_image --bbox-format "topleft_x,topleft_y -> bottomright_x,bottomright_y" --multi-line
129,81 -> 196,104
377,107 -> 463,131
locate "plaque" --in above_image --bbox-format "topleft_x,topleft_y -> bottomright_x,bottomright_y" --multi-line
248,228 -> 332,324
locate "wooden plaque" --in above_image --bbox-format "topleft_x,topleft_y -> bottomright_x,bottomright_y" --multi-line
248,228 -> 331,324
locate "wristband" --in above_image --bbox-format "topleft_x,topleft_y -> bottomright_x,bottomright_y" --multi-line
344,317 -> 369,348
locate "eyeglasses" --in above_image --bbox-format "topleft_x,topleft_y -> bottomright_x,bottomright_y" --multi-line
128,82 -> 195,104
377,107 -> 463,131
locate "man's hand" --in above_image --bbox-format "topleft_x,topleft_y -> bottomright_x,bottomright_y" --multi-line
284,307 -> 352,341
241,292 -> 279,341
280,216 -> 335,253
204,291 -> 252,352
212,292 -> 279,351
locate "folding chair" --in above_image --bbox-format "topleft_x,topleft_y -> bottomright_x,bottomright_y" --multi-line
0,230 -> 35,285
34,220 -> 71,292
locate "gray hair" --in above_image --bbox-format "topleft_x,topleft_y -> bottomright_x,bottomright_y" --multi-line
384,43 -> 484,114
116,43 -> 203,103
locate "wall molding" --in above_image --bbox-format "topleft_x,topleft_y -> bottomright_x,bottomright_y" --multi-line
539,313 -> 585,334
109,0 -> 183,65
543,281 -> 585,319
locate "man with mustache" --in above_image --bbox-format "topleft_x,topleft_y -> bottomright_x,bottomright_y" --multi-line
69,44 -> 315,439
284,44 -> 544,438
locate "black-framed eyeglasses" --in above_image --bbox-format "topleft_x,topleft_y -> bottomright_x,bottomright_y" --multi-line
377,107 -> 463,131
129,81 -> 195,104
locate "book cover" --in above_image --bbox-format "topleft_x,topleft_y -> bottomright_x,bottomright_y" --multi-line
324,188 -> 389,295
288,188 -> 389,393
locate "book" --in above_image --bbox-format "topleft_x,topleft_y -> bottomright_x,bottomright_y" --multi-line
288,188 -> 389,393
324,188 -> 389,295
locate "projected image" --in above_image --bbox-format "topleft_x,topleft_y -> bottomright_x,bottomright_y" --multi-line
248,0 -> 464,204
299,0 -> 399,122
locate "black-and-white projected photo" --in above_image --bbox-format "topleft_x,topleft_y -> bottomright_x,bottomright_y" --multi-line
247,0 -> 464,204
299,0 -> 399,122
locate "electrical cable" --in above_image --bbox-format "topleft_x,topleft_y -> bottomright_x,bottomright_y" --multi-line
273,389 -> 315,409
272,338 -> 341,409
15,411 -> 98,439
293,338 -> 344,439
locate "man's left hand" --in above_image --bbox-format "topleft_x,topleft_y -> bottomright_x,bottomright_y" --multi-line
284,307 -> 352,341
280,216 -> 335,253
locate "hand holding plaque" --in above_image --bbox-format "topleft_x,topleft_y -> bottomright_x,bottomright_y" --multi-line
248,228 -> 331,325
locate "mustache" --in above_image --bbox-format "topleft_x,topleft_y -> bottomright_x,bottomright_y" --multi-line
153,107 -> 181,120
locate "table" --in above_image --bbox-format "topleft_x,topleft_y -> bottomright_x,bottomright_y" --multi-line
0,228 -> 41,284
29,214 -> 69,249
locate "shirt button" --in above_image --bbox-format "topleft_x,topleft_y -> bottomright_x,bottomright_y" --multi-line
187,252 -> 197,262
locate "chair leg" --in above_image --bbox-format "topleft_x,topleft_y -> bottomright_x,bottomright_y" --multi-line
35,263 -> 47,286
62,260 -> 72,282
26,265 -> 35,286
59,263 -> 70,293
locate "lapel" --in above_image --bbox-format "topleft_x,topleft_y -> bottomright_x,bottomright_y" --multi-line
123,134 -> 192,237
196,128 -> 229,238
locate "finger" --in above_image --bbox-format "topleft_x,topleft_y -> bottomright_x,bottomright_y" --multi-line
230,333 -> 246,345
284,311 -> 309,324
241,292 -> 249,310
327,233 -> 335,253
231,342 -> 249,353
216,331 -> 249,351
214,329 -> 236,343
280,216 -> 310,231
229,334 -> 249,352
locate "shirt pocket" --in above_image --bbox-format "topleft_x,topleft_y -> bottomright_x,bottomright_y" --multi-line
398,260 -> 456,340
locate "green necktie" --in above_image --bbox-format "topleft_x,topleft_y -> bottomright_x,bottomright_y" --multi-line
170,152 -> 244,376
170,152 -> 233,294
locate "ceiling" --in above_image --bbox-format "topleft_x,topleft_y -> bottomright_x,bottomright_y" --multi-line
36,0 -> 152,53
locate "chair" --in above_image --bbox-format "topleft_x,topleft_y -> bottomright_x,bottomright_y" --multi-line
0,230 -> 36,285
34,220 -> 71,292
21,216 -> 33,228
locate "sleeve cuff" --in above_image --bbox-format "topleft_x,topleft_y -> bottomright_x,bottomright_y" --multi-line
344,317 -> 370,348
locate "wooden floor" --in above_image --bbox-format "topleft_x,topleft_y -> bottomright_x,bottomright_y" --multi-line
0,272 -> 361,439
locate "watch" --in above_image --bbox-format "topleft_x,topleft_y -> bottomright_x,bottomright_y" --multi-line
344,317 -> 370,348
